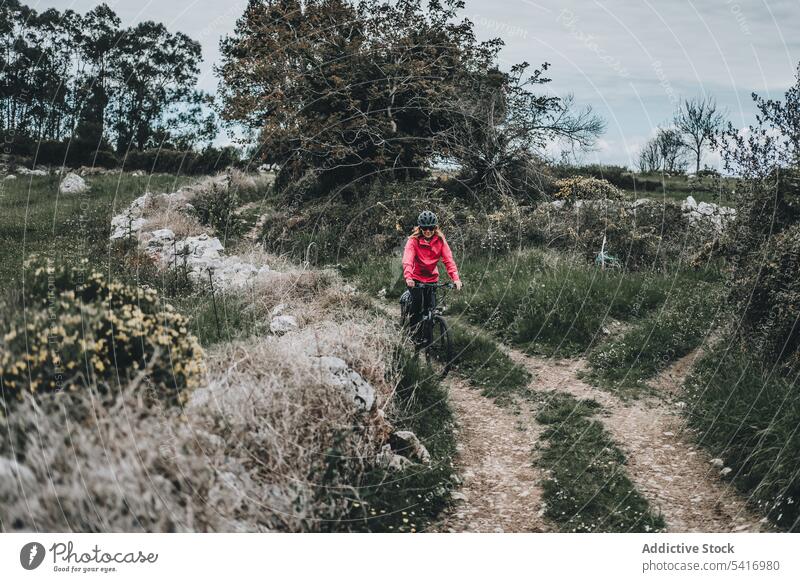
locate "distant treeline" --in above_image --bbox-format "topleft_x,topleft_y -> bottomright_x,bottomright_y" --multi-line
0,1 -> 220,169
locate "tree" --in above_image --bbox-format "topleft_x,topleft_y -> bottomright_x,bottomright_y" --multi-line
218,0 -> 602,196
674,96 -> 725,173
718,62 -> 800,367
637,127 -> 687,174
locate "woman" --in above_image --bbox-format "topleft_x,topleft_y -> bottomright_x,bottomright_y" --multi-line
402,210 -> 462,343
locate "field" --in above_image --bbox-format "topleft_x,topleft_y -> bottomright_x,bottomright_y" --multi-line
2,168 -> 798,533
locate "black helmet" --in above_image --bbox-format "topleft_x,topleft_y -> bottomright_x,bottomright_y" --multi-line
418,210 -> 438,228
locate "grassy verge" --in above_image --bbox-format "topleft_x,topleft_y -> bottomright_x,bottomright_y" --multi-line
447,249 -> 668,356
535,392 -> 666,532
685,346 -> 800,531
447,321 -> 532,405
0,173 -> 194,292
338,348 -> 457,532
585,279 -> 723,395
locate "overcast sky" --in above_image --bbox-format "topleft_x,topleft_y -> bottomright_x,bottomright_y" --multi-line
33,0 -> 800,168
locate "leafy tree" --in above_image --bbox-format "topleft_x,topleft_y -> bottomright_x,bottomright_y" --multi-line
218,0 -> 601,196
674,96 -> 725,173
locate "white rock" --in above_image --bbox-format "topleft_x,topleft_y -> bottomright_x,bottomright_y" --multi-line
131,170 -> 145,177
550,199 -> 566,210
376,444 -> 415,471
4,174 -> 16,180
682,195 -> 698,211
59,172 -> 88,194
310,355 -> 376,411
451,491 -> 468,502
697,201 -> 716,216
270,314 -> 298,335
17,167 -> 47,176
710,458 -> 724,468
377,288 -> 387,299
391,430 -> 431,465
270,303 -> 287,317
110,216 -> 147,240
720,467 -> 733,477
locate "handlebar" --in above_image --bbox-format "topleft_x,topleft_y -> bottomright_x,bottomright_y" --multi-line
414,282 -> 455,289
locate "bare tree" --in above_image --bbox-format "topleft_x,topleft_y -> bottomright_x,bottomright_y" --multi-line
637,139 -> 662,173
674,96 -> 725,173
637,127 -> 687,174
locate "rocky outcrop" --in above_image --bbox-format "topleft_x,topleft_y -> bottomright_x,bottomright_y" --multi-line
310,355 -> 376,411
109,182 -> 273,291
59,172 -> 88,194
680,195 -> 736,232
16,167 -> 48,176
269,314 -> 298,335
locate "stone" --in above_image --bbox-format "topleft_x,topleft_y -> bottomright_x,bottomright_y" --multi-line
376,444 -> 415,471
632,198 -> 651,208
550,199 -> 566,210
390,430 -> 431,465
270,314 -> 298,335
59,172 -> 88,194
710,458 -> 724,468
310,355 -> 376,411
697,201 -> 716,216
270,303 -> 287,317
681,195 -> 698,211
131,170 -> 146,177
720,467 -> 733,477
17,167 -> 47,176
451,491 -> 468,502
4,174 -> 16,180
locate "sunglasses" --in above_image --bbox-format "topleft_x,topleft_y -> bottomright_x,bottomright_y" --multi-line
419,225 -> 435,231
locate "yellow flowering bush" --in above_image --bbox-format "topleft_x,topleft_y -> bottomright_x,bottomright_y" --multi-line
0,258 -> 205,404
554,176 -> 623,203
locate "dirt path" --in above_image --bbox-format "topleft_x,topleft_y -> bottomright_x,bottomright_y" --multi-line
431,375 -> 551,532
506,347 -> 769,533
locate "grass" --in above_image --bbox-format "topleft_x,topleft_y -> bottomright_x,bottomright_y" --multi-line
0,173 -> 194,292
447,321 -> 533,405
585,279 -> 724,395
685,345 -> 800,531
340,347 -> 457,532
447,249 -> 669,356
535,392 -> 666,532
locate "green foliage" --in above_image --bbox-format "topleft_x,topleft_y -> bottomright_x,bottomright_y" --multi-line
340,348 -> 457,532
731,221 -> 800,369
685,345 -> 800,531
193,181 -> 246,238
536,392 -> 665,532
587,279 -> 723,393
448,323 -> 532,405
0,258 -> 205,406
448,249 -> 668,356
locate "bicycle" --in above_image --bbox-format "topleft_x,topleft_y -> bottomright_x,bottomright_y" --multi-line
400,282 -> 454,378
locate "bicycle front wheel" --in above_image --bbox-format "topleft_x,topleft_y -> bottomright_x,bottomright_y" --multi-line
425,315 -> 453,379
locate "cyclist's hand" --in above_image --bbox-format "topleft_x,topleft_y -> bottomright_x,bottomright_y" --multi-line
454,280 -> 463,291
406,278 -> 415,288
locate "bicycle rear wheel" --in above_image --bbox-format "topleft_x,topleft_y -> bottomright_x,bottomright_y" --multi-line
425,315 -> 453,379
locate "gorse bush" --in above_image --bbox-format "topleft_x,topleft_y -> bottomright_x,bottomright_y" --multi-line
554,177 -> 623,203
0,258 -> 205,405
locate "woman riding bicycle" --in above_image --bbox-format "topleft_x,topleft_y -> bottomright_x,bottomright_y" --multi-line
402,210 -> 462,344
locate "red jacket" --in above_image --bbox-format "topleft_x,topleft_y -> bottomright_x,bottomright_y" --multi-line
402,234 -> 460,283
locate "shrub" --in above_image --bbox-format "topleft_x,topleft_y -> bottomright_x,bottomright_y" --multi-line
0,258 -> 205,405
192,180 -> 246,238
554,176 -> 623,203
685,345 -> 800,531
732,222 -> 800,368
